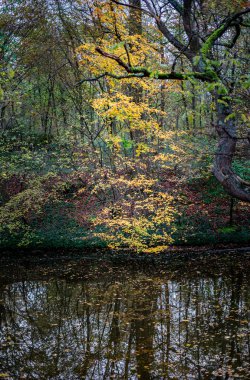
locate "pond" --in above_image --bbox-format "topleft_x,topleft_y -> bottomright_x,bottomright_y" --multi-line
0,251 -> 250,379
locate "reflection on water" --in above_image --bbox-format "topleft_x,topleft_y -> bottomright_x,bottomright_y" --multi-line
0,254 -> 250,379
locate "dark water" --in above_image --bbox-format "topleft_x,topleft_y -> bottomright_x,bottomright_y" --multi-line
0,252 -> 250,379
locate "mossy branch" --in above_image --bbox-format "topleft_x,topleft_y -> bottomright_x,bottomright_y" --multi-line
201,7 -> 250,60
95,47 -> 215,82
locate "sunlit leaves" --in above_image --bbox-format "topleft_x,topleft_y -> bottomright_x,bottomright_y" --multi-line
90,171 -> 175,251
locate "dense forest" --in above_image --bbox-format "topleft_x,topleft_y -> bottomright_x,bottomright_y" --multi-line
0,0 -> 249,251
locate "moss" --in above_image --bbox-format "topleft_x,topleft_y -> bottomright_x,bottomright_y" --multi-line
131,66 -> 150,75
204,68 -> 218,81
130,66 -> 216,82
198,23 -> 227,84
201,24 -> 226,59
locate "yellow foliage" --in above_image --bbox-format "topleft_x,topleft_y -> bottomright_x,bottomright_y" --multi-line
77,1 -> 169,84
143,245 -> 169,254
90,171 -> 175,251
75,0 -> 200,251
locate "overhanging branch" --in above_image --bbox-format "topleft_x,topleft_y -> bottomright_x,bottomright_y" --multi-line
95,46 -> 216,81
77,72 -> 145,85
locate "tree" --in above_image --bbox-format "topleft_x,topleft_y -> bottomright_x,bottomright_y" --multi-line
83,0 -> 250,202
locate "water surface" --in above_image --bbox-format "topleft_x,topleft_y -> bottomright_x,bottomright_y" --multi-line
0,252 -> 250,379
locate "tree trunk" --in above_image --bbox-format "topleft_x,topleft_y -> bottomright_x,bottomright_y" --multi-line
213,96 -> 250,202
127,0 -> 143,148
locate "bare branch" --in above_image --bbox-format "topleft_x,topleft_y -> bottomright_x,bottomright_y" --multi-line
111,0 -> 154,17
167,0 -> 184,15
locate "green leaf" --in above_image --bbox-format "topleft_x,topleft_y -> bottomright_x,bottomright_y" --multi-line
224,112 -> 235,122
8,69 -> 15,79
121,138 -> 133,149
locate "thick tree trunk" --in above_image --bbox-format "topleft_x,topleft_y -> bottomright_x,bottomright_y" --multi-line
213,96 -> 250,202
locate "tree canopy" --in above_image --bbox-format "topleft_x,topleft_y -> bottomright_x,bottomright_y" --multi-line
79,0 -> 250,201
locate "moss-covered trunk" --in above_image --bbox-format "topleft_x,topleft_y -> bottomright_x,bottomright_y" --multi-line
213,95 -> 250,202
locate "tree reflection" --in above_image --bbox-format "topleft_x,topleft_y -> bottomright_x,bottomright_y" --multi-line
0,259 -> 249,379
